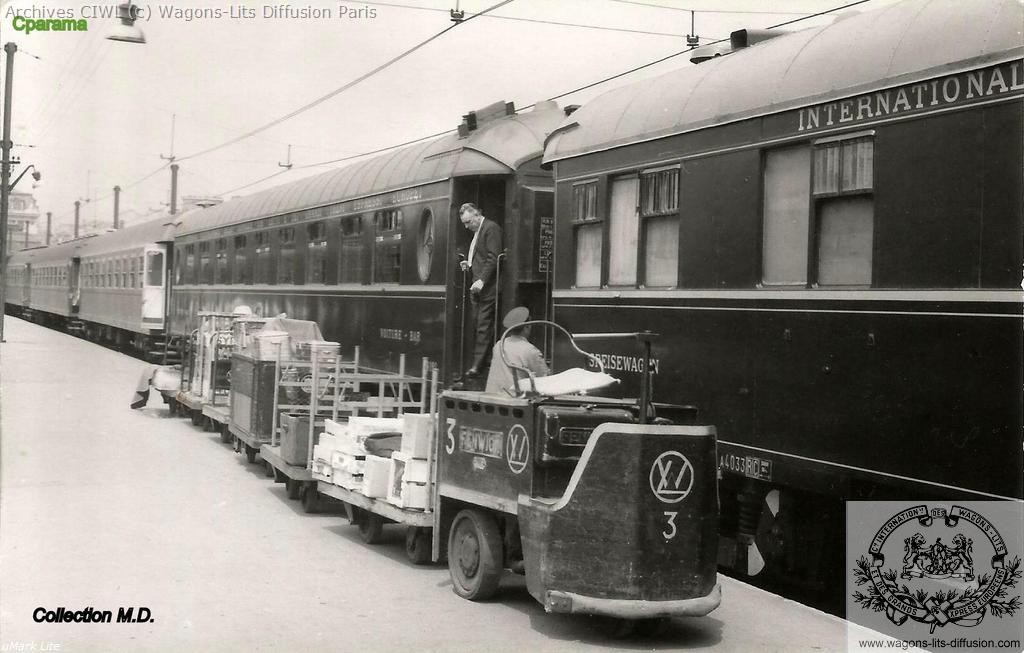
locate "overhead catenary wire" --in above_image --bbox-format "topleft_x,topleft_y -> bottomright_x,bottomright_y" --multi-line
296,0 -> 878,173
358,0 -> 693,37
174,0 -> 516,164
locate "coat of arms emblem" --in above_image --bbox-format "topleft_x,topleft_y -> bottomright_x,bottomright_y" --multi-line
851,505 -> 1020,633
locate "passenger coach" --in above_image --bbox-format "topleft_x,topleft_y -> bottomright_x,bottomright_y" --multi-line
171,101 -> 564,380
543,0 -> 1023,600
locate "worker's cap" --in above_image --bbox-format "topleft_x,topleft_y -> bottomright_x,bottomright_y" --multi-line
502,306 -> 530,329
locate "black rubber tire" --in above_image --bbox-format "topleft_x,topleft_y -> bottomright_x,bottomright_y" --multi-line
285,478 -> 301,500
447,508 -> 503,601
234,437 -> 242,453
264,460 -> 275,478
358,512 -> 385,544
219,427 -> 232,444
190,410 -> 202,426
595,617 -> 637,638
203,417 -> 215,432
301,486 -> 320,514
633,617 -> 669,638
168,401 -> 178,417
272,467 -> 285,483
405,527 -> 432,565
245,446 -> 257,464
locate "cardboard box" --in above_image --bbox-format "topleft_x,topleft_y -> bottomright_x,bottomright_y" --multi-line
331,450 -> 365,476
311,460 -> 333,483
397,481 -> 430,510
362,455 -> 391,499
324,418 -> 348,438
401,413 -> 433,459
332,468 -> 363,491
348,416 -> 403,442
390,451 -> 430,485
280,413 -> 319,466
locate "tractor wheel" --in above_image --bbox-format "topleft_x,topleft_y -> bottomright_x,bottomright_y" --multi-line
447,509 -> 502,601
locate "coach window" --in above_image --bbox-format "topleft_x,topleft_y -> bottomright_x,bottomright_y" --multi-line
762,145 -> 812,285
338,216 -> 364,283
215,238 -> 228,283
233,235 -> 250,284
639,166 -> 680,287
608,175 -> 639,286
146,250 -> 164,287
572,180 -> 601,288
307,222 -> 328,284
184,244 -> 196,285
416,208 -> 433,283
373,209 -> 402,284
121,258 -> 129,288
129,257 -> 137,288
813,134 -> 874,285
254,232 -> 272,284
277,227 -> 296,284
199,242 -> 213,284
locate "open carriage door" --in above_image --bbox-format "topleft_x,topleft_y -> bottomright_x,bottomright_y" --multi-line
142,245 -> 167,331
445,176 -> 507,386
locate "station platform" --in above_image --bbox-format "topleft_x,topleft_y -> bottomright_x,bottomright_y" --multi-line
0,317 -> 856,652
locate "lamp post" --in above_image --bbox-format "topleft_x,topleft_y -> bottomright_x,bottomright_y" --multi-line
0,42 -> 17,343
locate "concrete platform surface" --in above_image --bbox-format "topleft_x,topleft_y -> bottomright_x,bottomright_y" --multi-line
1,317 -> 851,652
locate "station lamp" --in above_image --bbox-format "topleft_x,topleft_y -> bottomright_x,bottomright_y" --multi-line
106,2 -> 146,44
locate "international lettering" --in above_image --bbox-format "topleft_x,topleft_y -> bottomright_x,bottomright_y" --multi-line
798,61 -> 1023,133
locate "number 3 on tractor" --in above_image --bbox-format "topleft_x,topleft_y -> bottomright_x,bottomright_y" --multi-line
445,417 -> 456,455
663,511 -> 678,540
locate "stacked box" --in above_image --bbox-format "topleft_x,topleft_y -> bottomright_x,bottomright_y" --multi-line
387,452 -> 431,510
348,416 -> 403,443
311,459 -> 333,483
401,413 -> 434,459
363,455 -> 391,498
331,449 -> 364,491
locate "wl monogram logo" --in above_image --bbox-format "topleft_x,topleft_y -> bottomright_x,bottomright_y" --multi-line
506,424 -> 529,475
649,451 -> 695,504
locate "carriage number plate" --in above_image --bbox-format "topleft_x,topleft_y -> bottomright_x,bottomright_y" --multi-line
720,454 -> 773,481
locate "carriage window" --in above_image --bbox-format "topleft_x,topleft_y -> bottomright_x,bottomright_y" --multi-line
146,251 -> 164,287
763,146 -> 811,285
215,238 -> 228,283
575,224 -> 602,288
199,242 -> 213,284
608,175 -> 639,286
277,227 -> 295,284
129,257 -> 137,288
254,232 -> 272,284
640,167 -> 680,287
572,181 -> 601,288
185,245 -> 196,285
416,208 -> 433,283
339,216 -> 364,283
639,167 -> 678,217
306,222 -> 328,284
813,135 -> 874,285
373,209 -> 402,284
233,235 -> 250,284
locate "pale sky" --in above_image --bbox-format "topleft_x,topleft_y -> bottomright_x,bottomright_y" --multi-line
0,0 -> 897,237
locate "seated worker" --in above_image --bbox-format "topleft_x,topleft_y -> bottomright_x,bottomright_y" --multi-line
485,307 -> 550,395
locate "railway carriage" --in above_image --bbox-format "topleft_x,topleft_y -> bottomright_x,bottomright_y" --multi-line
542,0 -> 1023,601
170,101 -> 564,379
4,216 -> 175,354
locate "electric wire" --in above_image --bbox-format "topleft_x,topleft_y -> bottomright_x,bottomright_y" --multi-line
174,0 -> 515,164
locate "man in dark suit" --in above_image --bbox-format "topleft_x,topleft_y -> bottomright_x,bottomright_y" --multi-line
459,202 -> 502,377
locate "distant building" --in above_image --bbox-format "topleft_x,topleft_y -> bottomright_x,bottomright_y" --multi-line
6,191 -> 42,251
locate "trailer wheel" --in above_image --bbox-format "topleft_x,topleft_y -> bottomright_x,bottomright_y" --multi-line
448,509 -> 502,601
358,512 -> 385,544
285,479 -> 301,500
301,486 -> 320,514
405,527 -> 432,565
190,410 -> 202,426
168,400 -> 178,417
273,467 -> 285,484
219,426 -> 232,444
264,460 -> 274,478
203,417 -> 215,432
245,445 -> 257,464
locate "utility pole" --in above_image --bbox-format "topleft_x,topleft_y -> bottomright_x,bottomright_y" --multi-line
113,185 -> 121,229
45,211 -> 51,245
74,200 -> 80,238
0,42 -> 18,343
169,163 -> 179,215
